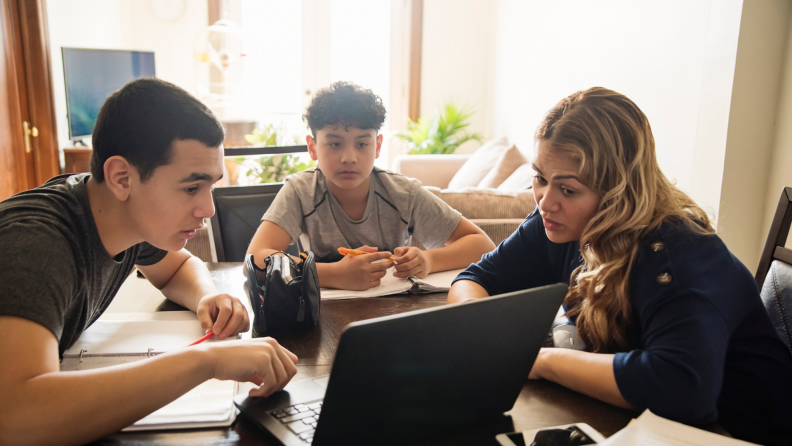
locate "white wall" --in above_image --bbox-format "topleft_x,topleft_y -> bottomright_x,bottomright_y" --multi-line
421,0 -> 792,267
721,0 -> 791,270
420,0 -> 496,154
46,0 -> 207,152
491,0 -> 743,209
761,4 -> 792,252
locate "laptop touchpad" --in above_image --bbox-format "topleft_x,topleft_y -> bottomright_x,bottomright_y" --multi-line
312,375 -> 330,388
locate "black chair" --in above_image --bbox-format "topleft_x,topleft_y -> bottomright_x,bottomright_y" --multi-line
755,187 -> 792,354
210,183 -> 296,262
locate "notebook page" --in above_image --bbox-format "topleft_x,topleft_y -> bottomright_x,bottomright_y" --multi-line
320,271 -> 412,300
122,379 -> 237,431
63,318 -> 227,357
410,268 -> 465,292
599,410 -> 758,446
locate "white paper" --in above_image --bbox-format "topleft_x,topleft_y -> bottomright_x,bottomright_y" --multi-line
123,379 -> 237,431
319,268 -> 464,300
599,410 -> 759,446
63,319 -> 223,357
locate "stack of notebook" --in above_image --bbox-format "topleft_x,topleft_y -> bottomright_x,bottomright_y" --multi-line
61,311 -> 237,431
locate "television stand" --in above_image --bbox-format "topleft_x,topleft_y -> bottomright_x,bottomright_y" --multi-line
63,146 -> 92,174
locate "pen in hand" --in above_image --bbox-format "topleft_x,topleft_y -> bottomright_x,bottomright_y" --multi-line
338,247 -> 397,262
187,332 -> 215,347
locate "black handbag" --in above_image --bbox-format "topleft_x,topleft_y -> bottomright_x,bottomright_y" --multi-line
244,251 -> 321,337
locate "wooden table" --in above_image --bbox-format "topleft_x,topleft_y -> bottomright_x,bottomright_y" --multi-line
92,263 -> 637,445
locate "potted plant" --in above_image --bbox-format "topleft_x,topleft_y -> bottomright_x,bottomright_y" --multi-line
395,103 -> 482,155
234,124 -> 315,184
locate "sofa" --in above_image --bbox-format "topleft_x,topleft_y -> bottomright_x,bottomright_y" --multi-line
392,153 -> 535,246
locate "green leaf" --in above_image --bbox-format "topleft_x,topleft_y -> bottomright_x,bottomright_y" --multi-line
399,102 -> 482,155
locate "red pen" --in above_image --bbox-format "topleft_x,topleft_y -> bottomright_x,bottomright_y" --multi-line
187,332 -> 215,346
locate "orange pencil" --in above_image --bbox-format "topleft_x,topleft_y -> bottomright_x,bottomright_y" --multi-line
338,247 -> 396,262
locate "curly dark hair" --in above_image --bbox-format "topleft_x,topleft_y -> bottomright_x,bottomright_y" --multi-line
303,81 -> 386,136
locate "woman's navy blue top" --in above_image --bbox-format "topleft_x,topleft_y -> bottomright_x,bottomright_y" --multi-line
455,209 -> 792,445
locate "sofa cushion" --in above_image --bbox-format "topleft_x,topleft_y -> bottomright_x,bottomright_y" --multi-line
477,145 -> 528,189
425,186 -> 535,220
497,163 -> 535,191
447,137 -> 512,189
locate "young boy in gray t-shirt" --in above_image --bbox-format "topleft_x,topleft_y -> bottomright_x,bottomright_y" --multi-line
247,82 -> 495,291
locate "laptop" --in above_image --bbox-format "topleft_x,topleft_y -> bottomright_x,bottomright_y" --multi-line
235,283 -> 567,445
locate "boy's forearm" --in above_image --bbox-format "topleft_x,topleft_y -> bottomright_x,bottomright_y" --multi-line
1,348 -> 213,446
159,256 -> 217,312
426,234 -> 495,273
316,262 -> 338,288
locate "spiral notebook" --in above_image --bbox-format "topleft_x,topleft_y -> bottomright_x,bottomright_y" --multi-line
320,268 -> 465,300
61,311 -> 238,431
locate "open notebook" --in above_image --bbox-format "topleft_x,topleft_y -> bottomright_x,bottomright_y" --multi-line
320,268 -> 465,300
61,311 -> 238,431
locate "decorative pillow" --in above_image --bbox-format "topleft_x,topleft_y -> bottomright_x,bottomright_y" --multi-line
477,146 -> 528,189
497,163 -> 535,191
446,136 -> 511,190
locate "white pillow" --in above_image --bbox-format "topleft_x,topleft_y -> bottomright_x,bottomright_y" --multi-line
447,137 -> 512,190
477,145 -> 528,189
497,163 -> 535,190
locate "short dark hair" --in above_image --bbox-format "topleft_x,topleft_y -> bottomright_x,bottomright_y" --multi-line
302,81 -> 386,136
91,78 -> 225,182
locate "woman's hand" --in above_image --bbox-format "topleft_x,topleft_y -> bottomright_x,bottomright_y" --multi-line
201,337 -> 298,397
196,293 -> 250,339
393,246 -> 432,279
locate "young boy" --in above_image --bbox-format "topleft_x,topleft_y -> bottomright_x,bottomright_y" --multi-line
0,78 -> 297,445
247,81 -> 495,290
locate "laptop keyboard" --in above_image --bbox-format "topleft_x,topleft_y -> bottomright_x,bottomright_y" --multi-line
271,401 -> 322,443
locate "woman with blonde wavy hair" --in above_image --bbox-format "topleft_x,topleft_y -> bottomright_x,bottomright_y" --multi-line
448,87 -> 792,445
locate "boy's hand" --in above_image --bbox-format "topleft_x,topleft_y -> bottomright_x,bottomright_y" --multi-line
393,246 -> 432,279
335,245 -> 394,290
197,293 -> 251,340
202,337 -> 298,397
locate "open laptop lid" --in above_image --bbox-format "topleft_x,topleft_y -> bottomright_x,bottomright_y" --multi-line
312,283 -> 567,445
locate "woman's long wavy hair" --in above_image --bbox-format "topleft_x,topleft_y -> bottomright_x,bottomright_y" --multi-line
535,87 -> 714,353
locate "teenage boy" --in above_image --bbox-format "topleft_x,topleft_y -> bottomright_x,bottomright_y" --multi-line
0,78 -> 297,445
247,81 -> 495,290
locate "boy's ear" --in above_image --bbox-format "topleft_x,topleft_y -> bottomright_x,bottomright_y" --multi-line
103,156 -> 135,201
306,135 -> 318,161
375,133 -> 383,159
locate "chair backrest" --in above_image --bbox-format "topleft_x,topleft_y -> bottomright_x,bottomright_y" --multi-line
756,187 -> 792,354
210,183 -> 283,262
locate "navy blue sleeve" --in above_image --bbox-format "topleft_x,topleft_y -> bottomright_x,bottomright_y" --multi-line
454,209 -> 578,296
613,288 -> 729,425
611,224 -> 764,426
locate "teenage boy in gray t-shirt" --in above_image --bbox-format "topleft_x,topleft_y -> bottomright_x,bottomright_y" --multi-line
247,82 -> 495,291
0,79 -> 297,445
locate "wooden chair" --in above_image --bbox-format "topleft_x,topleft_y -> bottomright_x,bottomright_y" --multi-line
755,187 -> 792,354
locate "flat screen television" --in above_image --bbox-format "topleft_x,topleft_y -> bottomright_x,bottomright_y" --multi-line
61,48 -> 156,141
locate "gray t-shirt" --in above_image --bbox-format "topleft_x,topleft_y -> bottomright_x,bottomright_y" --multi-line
263,167 -> 462,262
0,174 -> 167,357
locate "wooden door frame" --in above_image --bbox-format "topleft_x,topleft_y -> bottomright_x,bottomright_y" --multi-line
408,0 -> 423,123
0,0 -> 59,200
0,0 -> 29,198
18,0 -> 59,186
